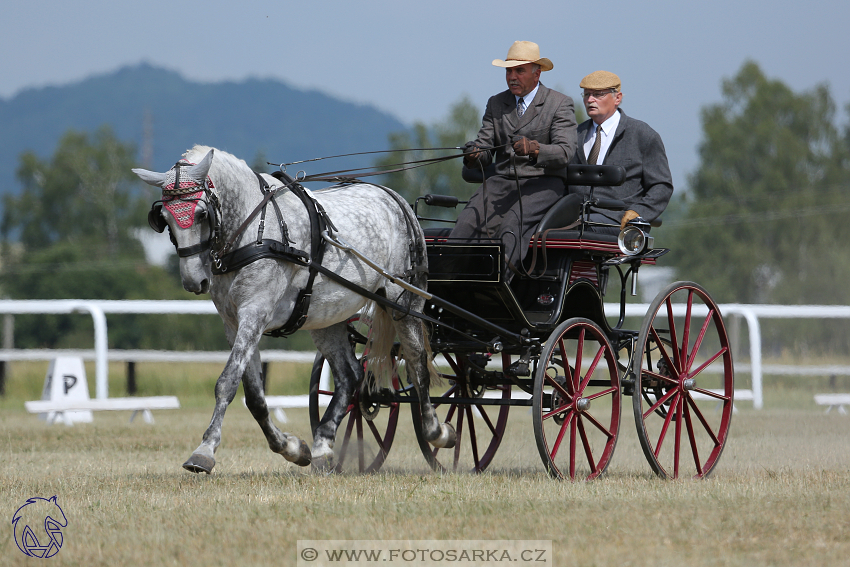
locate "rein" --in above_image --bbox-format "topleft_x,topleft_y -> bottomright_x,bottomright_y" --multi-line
269,144 -> 505,184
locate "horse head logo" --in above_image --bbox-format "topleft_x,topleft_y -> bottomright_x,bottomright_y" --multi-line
12,496 -> 67,558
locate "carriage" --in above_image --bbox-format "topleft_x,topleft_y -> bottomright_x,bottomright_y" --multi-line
136,147 -> 733,481
308,163 -> 734,481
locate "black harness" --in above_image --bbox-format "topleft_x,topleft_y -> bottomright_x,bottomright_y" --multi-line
150,164 -> 336,336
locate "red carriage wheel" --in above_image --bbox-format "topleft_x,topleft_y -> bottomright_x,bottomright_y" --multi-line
411,353 -> 511,473
633,281 -> 734,479
532,318 -> 622,480
308,316 -> 400,474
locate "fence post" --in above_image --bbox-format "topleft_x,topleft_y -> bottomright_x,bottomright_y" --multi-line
127,361 -> 137,396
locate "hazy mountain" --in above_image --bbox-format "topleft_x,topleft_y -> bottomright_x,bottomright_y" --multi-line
0,63 -> 407,199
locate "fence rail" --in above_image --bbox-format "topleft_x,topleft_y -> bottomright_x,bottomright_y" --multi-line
2,300 -> 849,409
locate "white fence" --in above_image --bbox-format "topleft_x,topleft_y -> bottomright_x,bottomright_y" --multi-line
1,299 -> 850,409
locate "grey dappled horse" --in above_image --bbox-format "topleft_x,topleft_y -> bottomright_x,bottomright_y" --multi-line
133,145 -> 455,473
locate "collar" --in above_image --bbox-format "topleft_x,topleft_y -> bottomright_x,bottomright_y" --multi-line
516,83 -> 540,107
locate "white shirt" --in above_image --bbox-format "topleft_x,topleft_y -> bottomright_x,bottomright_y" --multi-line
515,83 -> 540,115
583,109 -> 621,164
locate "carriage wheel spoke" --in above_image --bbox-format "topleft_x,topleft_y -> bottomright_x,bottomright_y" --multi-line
665,297 -> 681,370
687,348 -> 729,381
465,406 -> 481,471
686,394 -> 721,446
654,391 -> 680,458
692,387 -> 728,401
573,330 -> 585,393
577,344 -> 606,393
650,326 -> 679,377
356,410 -> 365,471
542,400 -> 572,421
686,309 -> 715,371
337,409 -> 358,468
557,340 -> 576,396
432,384 -> 458,410
644,369 -> 679,386
577,416 -> 597,474
549,409 -> 575,461
680,290 -> 694,368
584,386 -> 618,402
581,410 -> 615,439
642,386 -> 679,419
366,419 -> 388,455
545,372 -> 573,402
452,402 -> 465,471
674,394 -> 683,479
475,403 -> 499,436
683,399 -> 703,476
569,410 -> 578,479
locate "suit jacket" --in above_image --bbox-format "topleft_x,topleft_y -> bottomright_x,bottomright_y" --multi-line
473,83 -> 577,180
570,109 -> 673,222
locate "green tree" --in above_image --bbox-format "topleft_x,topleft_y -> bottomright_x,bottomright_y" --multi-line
668,61 -> 850,305
375,96 -> 482,225
0,127 -> 228,349
4,127 -> 147,255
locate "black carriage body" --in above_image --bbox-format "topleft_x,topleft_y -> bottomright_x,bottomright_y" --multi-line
423,229 -> 640,353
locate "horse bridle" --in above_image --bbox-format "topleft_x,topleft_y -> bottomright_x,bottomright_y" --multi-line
147,160 -> 223,259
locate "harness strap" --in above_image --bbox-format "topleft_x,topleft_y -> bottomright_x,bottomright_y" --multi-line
211,239 -> 308,275
265,170 -> 330,337
177,239 -> 211,258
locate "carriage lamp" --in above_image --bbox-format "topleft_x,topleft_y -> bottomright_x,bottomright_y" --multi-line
618,217 -> 654,256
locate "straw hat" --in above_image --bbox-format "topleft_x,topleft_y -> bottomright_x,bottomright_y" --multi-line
492,41 -> 553,71
579,70 -> 621,91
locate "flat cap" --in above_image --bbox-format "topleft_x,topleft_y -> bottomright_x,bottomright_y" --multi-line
579,70 -> 621,91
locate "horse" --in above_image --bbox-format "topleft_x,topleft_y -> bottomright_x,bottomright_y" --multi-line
132,145 -> 455,472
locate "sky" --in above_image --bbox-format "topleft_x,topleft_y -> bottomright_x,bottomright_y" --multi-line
2,0 -> 849,191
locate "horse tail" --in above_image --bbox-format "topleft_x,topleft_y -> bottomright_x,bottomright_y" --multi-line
363,302 -> 441,392
363,300 -> 396,393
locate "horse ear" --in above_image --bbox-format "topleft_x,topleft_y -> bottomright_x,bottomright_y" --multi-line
186,149 -> 214,181
132,168 -> 168,188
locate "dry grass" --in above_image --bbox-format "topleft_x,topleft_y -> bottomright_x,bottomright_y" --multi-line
1,363 -> 849,566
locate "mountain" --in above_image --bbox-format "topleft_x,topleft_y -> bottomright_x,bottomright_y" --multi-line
0,63 -> 407,199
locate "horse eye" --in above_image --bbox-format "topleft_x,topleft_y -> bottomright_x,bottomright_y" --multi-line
197,208 -> 208,220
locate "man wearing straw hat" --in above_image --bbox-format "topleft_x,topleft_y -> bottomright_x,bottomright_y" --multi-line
451,40 -> 577,276
570,70 -> 673,234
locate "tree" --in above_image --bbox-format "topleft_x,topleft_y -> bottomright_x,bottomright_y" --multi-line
663,62 -> 850,356
668,61 -> 850,305
0,127 -> 228,349
375,96 -> 482,225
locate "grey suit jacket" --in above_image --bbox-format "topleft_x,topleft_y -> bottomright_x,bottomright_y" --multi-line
472,84 -> 577,180
570,109 -> 673,222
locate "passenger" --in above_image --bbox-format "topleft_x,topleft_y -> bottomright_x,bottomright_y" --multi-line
451,40 -> 577,276
570,70 -> 673,234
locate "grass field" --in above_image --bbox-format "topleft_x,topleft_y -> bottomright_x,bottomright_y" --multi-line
1,360 -> 849,566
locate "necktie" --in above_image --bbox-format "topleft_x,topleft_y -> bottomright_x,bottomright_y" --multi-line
517,97 -> 525,117
587,124 -> 602,165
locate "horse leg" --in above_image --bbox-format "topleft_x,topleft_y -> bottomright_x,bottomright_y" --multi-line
241,348 -> 312,467
392,311 -> 457,449
183,314 -> 311,473
308,322 -> 362,471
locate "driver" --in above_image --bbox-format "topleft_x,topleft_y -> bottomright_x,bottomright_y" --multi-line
450,41 -> 577,277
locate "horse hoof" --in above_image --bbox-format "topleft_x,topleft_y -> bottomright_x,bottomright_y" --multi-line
292,439 -> 312,467
183,453 -> 215,474
311,454 -> 335,473
431,422 -> 457,449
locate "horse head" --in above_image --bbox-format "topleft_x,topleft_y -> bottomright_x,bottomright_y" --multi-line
133,149 -> 218,294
